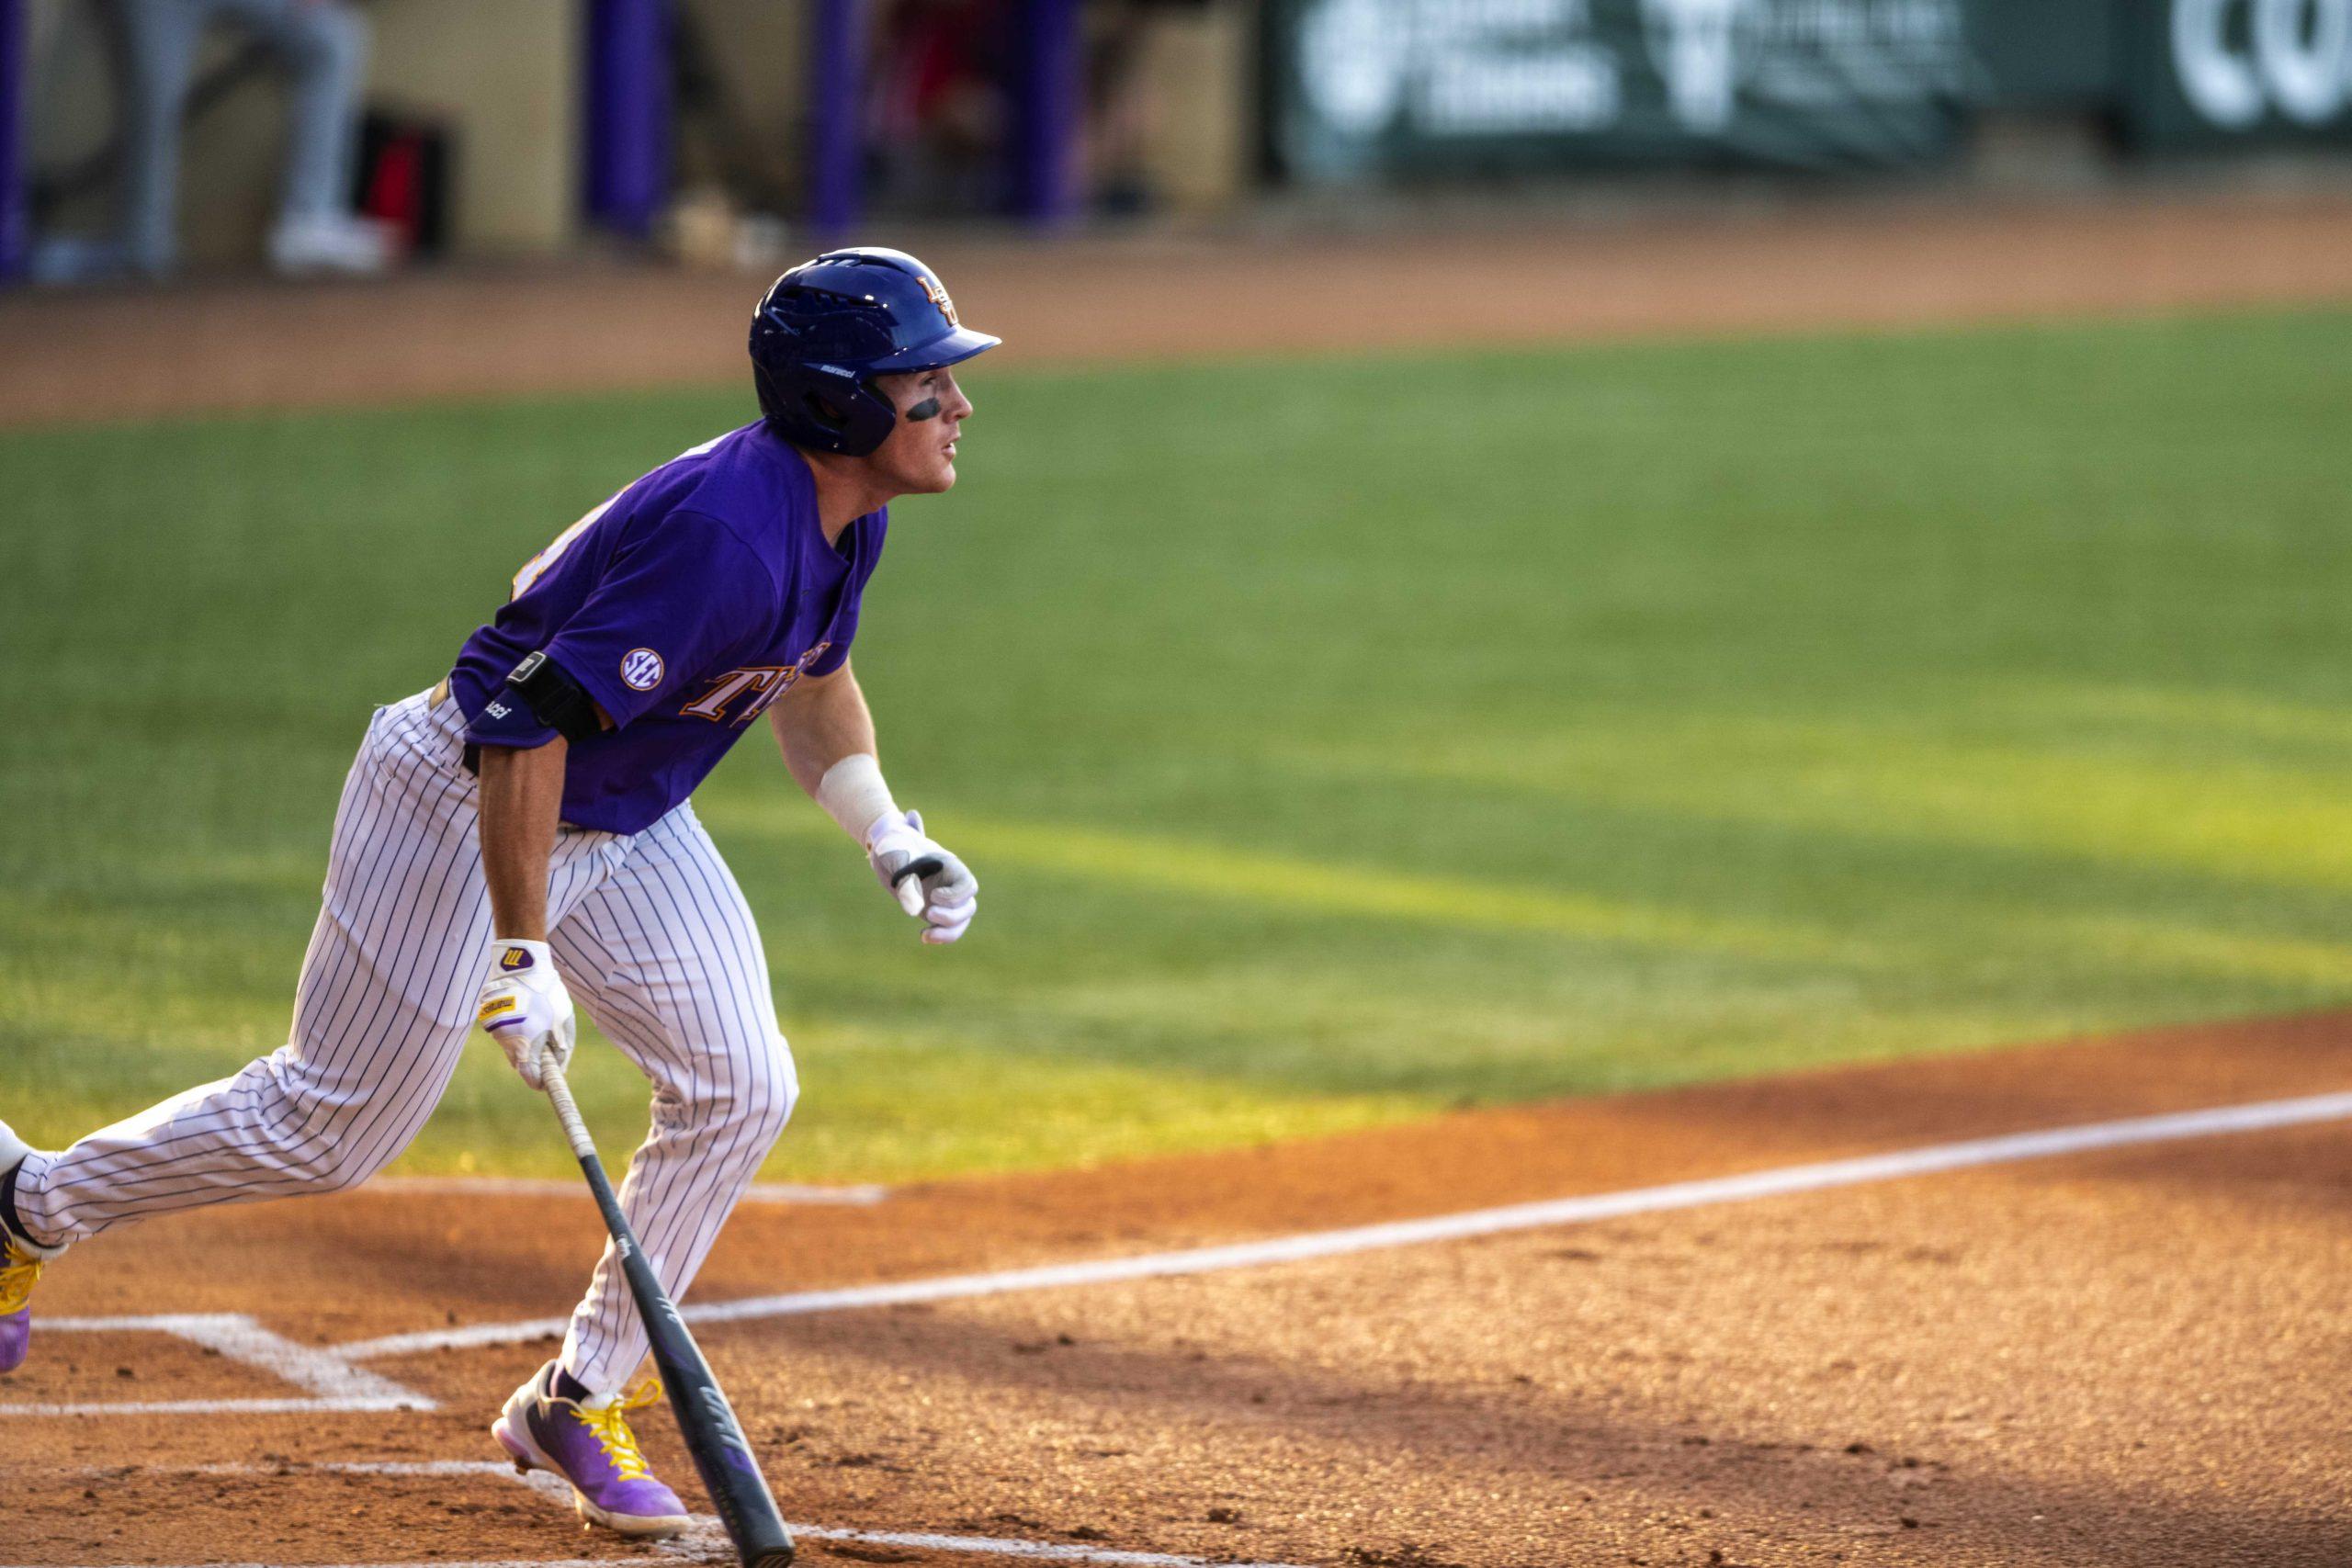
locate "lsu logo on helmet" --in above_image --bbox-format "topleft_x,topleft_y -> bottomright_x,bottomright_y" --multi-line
918,275 -> 960,327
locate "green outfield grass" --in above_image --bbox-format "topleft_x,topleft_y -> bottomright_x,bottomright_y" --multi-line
5,308 -> 2349,1181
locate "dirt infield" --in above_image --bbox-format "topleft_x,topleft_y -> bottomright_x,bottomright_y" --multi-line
6,1011 -> 2350,1567
5,186 -> 2352,428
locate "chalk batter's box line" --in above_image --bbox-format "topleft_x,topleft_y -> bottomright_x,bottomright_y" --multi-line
22,1311 -> 434,1415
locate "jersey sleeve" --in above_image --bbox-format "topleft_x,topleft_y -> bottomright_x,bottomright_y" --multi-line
468,512 -> 779,748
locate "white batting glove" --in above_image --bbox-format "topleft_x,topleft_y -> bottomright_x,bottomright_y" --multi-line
476,939 -> 577,1089
865,809 -> 978,945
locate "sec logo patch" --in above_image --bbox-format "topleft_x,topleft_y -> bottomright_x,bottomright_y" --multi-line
621,648 -> 665,692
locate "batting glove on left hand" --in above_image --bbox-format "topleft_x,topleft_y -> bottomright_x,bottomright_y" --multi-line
476,939 -> 577,1089
866,809 -> 978,945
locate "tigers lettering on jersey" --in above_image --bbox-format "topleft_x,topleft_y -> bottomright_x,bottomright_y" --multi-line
680,642 -> 833,726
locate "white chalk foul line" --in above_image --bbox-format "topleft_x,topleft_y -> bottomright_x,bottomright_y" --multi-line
338,1089 -> 2352,1362
371,1176 -> 889,1206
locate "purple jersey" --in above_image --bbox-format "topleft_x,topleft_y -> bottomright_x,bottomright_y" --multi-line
449,422 -> 885,834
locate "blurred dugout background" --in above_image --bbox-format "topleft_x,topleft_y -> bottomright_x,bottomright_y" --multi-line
2,0 -> 2351,281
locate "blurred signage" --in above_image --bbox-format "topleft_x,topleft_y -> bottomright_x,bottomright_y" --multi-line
2121,0 -> 2352,145
1267,0 -> 1983,179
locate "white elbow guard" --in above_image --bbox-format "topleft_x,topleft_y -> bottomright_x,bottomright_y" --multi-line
815,753 -> 902,845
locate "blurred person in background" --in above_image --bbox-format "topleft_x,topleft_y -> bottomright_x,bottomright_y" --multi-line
866,0 -> 1011,215
35,0 -> 395,282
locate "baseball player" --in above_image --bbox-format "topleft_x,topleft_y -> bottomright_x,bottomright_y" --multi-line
0,247 -> 991,1538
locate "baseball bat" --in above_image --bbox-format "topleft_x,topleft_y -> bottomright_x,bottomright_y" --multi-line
539,1057 -> 796,1568
889,854 -> 944,886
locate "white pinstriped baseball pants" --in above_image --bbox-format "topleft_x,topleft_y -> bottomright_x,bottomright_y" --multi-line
14,689 -> 799,1393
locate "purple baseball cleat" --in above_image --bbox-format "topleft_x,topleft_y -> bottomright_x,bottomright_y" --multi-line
492,1361 -> 694,1538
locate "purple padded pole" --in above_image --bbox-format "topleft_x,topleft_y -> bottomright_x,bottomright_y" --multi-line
584,0 -> 673,239
808,0 -> 861,238
1010,0 -> 1080,226
0,0 -> 25,281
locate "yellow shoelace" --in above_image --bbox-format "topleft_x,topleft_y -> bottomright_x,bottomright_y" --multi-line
569,1378 -> 663,1481
0,1239 -> 41,1314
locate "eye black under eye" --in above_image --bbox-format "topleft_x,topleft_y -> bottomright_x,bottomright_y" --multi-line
906,397 -> 942,421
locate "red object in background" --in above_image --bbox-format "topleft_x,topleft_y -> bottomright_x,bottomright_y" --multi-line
355,113 -> 452,256
363,137 -> 420,231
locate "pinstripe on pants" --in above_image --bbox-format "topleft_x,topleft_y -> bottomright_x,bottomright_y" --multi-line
14,688 -> 798,1393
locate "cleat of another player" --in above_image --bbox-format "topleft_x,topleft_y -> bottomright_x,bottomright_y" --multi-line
492,1361 -> 693,1539
0,1235 -> 40,1374
0,1118 -> 49,1375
